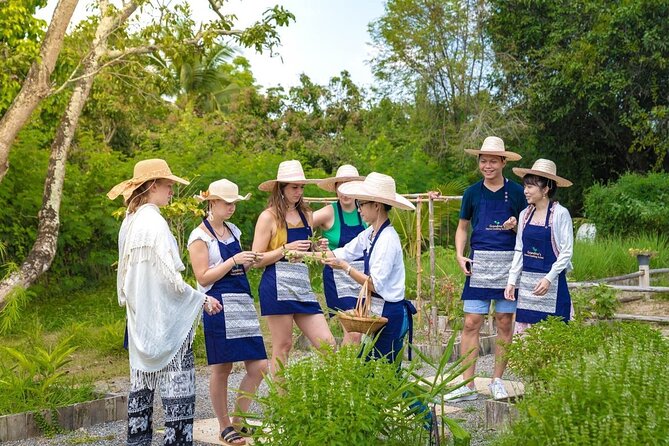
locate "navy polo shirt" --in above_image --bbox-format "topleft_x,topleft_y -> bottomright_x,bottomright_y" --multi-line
459,179 -> 526,228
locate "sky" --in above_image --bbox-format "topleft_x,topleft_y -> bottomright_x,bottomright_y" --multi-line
35,0 -> 386,91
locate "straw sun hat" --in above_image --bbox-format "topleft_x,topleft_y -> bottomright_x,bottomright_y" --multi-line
107,158 -> 189,200
464,136 -> 522,161
337,172 -> 415,211
317,164 -> 365,192
258,159 -> 320,192
512,158 -> 573,187
194,179 -> 251,203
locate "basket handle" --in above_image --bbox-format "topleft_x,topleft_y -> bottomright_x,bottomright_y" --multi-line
354,277 -> 372,317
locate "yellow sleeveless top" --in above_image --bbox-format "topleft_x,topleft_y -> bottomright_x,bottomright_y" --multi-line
268,220 -> 306,250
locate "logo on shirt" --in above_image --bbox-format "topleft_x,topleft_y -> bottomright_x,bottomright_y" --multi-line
486,219 -> 505,231
525,246 -> 544,260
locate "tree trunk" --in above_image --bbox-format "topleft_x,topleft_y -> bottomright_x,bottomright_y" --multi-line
0,3 -> 136,308
0,0 -> 79,184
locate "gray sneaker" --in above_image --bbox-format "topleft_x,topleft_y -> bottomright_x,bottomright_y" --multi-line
488,378 -> 509,400
443,384 -> 478,403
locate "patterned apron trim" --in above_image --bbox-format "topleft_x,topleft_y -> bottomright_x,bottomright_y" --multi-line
370,296 -> 385,317
333,259 -> 364,298
517,271 -> 558,313
220,292 -> 262,340
469,250 -> 515,289
275,261 -> 317,302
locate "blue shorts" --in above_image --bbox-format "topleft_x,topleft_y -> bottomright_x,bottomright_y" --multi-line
463,299 -> 517,315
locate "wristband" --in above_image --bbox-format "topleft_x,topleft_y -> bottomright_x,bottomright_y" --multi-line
346,265 -> 352,275
232,255 -> 238,266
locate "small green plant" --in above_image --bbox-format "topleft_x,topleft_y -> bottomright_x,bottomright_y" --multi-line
244,332 -> 472,445
33,408 -> 65,438
0,335 -> 96,415
571,284 -> 619,320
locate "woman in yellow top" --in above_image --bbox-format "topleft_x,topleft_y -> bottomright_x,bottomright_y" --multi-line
252,160 -> 335,373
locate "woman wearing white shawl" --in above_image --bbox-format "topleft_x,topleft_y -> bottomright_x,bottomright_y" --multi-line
108,159 -> 222,446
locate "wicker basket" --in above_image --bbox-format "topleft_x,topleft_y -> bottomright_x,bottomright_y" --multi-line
337,278 -> 388,334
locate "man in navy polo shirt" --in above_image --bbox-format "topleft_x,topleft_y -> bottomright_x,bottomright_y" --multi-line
446,136 -> 525,402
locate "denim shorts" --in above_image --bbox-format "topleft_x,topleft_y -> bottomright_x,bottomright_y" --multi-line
463,299 -> 517,315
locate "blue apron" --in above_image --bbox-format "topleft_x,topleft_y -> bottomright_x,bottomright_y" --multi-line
259,210 -> 323,315
364,219 -> 417,363
323,202 -> 365,315
515,205 -> 571,324
201,219 -> 267,364
462,179 -> 517,301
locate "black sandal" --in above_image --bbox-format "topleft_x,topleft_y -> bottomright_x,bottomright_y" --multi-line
237,425 -> 255,437
220,426 -> 246,446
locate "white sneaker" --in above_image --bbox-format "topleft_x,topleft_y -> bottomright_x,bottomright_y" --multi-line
443,384 -> 478,403
488,378 -> 509,400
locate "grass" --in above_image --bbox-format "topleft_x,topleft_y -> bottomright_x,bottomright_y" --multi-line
570,233 -> 669,281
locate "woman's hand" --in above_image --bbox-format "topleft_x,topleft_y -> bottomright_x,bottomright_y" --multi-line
284,240 -> 312,251
457,255 -> 473,276
504,284 -> 516,301
502,216 -> 517,230
322,257 -> 348,271
317,238 -> 329,252
233,251 -> 263,267
533,278 -> 551,296
205,296 -> 223,315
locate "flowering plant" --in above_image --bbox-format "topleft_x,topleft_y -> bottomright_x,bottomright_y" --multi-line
628,248 -> 657,258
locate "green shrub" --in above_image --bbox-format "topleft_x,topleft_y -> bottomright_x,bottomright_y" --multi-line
505,318 -> 664,384
247,335 -> 472,446
496,324 -> 669,445
584,172 -> 669,237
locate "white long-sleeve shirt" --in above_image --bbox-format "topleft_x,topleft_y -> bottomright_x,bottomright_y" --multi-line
508,202 -> 574,286
333,225 -> 405,302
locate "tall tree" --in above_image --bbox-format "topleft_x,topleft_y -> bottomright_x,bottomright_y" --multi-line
0,0 -> 79,183
369,0 -> 524,160
487,0 -> 669,209
0,0 -> 295,307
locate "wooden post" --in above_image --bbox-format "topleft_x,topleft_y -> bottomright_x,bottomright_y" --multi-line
416,198 -> 422,324
485,399 -> 518,430
637,255 -> 650,299
429,196 -> 438,347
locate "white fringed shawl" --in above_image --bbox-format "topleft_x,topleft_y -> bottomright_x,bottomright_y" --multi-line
117,204 -> 205,389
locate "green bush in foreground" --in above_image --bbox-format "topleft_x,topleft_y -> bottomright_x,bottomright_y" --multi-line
498,320 -> 669,445
247,336 -> 472,446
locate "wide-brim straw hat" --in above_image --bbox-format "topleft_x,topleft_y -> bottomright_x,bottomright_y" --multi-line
258,159 -> 320,192
337,172 -> 415,211
464,136 -> 522,161
318,164 -> 365,192
107,158 -> 189,200
194,179 -> 251,203
512,158 -> 573,187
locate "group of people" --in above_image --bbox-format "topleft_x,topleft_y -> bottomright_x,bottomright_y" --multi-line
446,136 -> 574,402
108,159 -> 417,446
107,135 -> 574,446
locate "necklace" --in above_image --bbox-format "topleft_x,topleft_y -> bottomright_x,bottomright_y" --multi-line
209,223 -> 229,239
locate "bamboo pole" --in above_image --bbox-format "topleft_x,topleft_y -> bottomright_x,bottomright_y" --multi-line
429,195 -> 438,347
416,198 -> 423,324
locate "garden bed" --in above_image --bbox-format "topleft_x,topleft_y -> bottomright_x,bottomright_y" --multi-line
0,393 -> 127,442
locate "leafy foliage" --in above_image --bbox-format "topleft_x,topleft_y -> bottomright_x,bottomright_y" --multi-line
487,0 -> 669,211
584,172 -> 669,237
497,321 -> 669,445
0,0 -> 46,113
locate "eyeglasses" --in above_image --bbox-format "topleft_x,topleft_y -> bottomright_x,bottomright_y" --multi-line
356,200 -> 371,209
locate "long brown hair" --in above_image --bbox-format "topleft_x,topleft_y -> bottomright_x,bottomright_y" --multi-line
266,182 -> 312,227
125,180 -> 156,213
